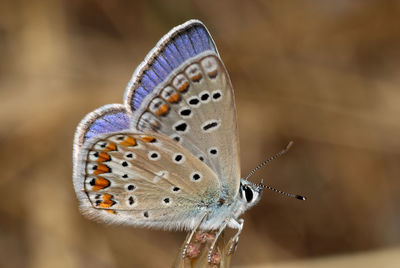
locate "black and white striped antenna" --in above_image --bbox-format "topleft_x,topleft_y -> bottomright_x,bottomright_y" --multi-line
246,141 -> 306,201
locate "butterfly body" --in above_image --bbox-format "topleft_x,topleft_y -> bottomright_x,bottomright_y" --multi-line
73,19 -> 264,260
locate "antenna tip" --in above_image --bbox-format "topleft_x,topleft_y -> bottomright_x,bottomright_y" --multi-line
286,141 -> 294,150
296,195 -> 306,201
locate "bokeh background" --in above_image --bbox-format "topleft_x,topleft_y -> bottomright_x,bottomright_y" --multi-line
1,0 -> 400,267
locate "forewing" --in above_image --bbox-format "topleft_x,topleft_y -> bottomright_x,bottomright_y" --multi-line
124,20 -> 240,201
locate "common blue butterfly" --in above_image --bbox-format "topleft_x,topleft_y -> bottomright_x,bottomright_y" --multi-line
72,19 -> 305,262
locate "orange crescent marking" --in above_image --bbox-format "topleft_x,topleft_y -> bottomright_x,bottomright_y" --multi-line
93,163 -> 110,175
99,193 -> 115,208
178,81 -> 189,92
92,176 -> 111,191
104,142 -> 117,151
99,202 -> 112,208
102,193 -> 113,200
141,136 -> 156,143
156,104 -> 169,116
97,152 -> 110,162
191,73 -> 202,82
168,93 -> 180,103
120,136 -> 137,146
208,70 -> 218,78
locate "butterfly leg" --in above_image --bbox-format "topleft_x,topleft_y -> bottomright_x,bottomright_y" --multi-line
207,219 -> 229,263
227,218 -> 244,255
182,212 -> 208,259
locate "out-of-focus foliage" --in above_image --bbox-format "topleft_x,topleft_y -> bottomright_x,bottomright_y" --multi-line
1,0 -> 400,267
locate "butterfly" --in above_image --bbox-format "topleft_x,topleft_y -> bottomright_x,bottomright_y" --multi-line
72,19 -> 305,262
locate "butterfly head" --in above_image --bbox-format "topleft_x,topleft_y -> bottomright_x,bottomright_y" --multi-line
238,179 -> 264,209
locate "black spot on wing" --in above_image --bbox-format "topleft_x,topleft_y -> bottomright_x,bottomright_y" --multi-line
175,122 -> 187,132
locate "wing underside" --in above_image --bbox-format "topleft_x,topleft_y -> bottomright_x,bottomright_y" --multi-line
127,53 -> 241,201
74,131 -> 221,230
73,20 -> 241,230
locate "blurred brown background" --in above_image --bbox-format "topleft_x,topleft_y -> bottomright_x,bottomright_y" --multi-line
1,0 -> 400,267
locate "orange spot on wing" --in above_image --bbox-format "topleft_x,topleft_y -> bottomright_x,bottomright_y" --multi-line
103,193 -> 112,200
208,70 -> 218,78
156,104 -> 169,116
167,93 -> 180,103
191,73 -> 202,82
94,163 -> 110,175
98,203 -> 112,208
141,136 -> 156,143
120,136 -> 137,147
99,193 -> 116,208
178,81 -> 189,92
97,152 -> 110,162
104,142 -> 117,151
92,176 -> 111,191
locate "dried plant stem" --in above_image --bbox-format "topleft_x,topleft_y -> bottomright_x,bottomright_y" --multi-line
172,230 -> 235,268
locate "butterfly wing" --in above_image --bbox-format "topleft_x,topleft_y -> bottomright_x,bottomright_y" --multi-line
73,104 -> 131,163
124,20 -> 241,202
73,105 -> 221,230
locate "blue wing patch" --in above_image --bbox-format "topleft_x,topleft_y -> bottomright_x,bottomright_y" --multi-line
73,104 -> 130,162
124,20 -> 218,111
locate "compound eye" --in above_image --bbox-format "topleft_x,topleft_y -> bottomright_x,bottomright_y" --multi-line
244,186 -> 254,202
